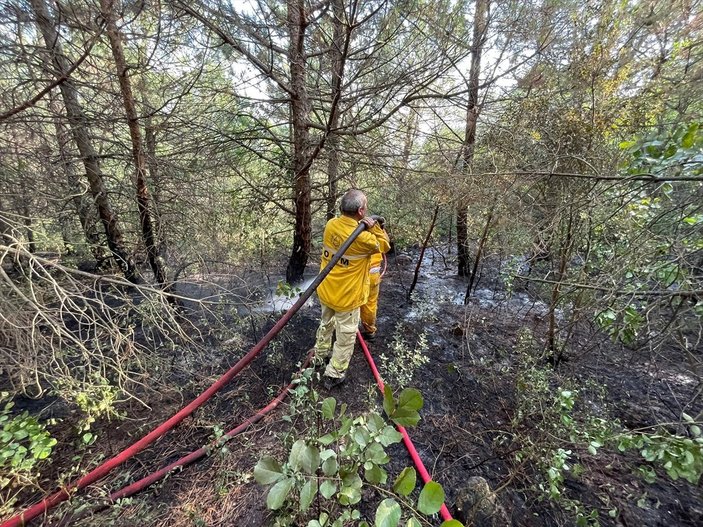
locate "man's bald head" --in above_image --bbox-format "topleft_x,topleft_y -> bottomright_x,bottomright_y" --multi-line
340,189 -> 367,218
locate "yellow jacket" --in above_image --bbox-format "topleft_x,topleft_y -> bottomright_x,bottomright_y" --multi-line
317,215 -> 390,311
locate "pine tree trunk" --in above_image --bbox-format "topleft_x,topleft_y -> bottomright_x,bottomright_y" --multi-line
286,0 -> 313,284
465,202 -> 496,302
49,92 -> 105,263
101,0 -> 167,285
456,0 -> 488,277
457,203 -> 470,276
30,0 -> 137,281
325,0 -> 344,221
144,110 -> 165,258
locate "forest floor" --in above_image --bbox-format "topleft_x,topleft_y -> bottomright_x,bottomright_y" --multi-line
5,244 -> 702,527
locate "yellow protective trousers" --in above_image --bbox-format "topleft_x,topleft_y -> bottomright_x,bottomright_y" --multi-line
315,303 -> 360,379
360,269 -> 381,335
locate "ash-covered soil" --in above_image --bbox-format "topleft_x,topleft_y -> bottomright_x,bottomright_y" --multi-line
6,245 -> 701,526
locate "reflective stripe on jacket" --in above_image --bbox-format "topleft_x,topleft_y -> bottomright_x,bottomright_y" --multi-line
317,215 -> 390,312
369,252 -> 383,286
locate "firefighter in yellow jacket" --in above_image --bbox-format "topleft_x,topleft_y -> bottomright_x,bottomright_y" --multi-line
315,189 -> 390,389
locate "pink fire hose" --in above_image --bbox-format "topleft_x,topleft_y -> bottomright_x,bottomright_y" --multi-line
357,331 -> 453,522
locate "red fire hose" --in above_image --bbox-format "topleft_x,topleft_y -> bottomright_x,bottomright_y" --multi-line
54,352 -> 312,526
357,331 -> 453,522
109,349 -> 314,502
2,223 -> 369,527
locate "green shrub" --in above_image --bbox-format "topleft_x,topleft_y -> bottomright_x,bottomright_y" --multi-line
254,371 -> 461,527
379,327 -> 429,390
0,392 -> 57,515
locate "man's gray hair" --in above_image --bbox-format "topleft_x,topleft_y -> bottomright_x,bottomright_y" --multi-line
340,189 -> 366,214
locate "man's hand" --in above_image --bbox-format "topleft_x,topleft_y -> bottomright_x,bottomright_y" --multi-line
370,215 -> 386,228
360,216 -> 376,229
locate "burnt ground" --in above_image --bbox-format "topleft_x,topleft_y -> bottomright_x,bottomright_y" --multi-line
4,246 -> 702,526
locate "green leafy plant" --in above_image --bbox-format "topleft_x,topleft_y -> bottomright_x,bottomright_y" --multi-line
276,280 -> 302,299
615,414 -> 703,485
510,332 -> 608,524
379,327 -> 429,390
511,328 -> 703,525
595,305 -> 644,346
56,372 -> 120,441
0,392 -> 57,515
254,380 -> 462,527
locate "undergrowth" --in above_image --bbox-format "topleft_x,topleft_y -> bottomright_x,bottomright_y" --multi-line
506,327 -> 703,526
254,366 -> 463,527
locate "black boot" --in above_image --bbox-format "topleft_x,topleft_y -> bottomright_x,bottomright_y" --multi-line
322,375 -> 346,390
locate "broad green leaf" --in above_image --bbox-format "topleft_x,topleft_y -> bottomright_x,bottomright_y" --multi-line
300,479 -> 318,512
320,448 -> 336,461
682,125 -> 698,148
254,456 -> 284,484
619,140 -> 636,150
320,479 -> 337,499
367,413 -> 385,433
322,397 -> 336,420
364,462 -> 387,484
267,477 -> 294,510
378,426 -> 403,446
289,439 -> 307,470
439,521 -> 465,527
322,455 -> 338,476
319,433 -> 335,445
290,440 -> 320,474
389,408 -> 420,427
364,442 -> 390,464
393,467 -> 416,496
683,450 -> 694,465
301,444 -> 321,474
308,512 -> 329,527
375,498 -> 401,527
397,389 -> 423,411
383,385 -> 395,417
354,427 -> 370,448
663,143 -> 677,159
339,416 -> 353,436
338,484 -> 362,505
417,481 -> 445,515
341,471 -> 363,489
338,470 -> 362,505
406,518 -> 422,527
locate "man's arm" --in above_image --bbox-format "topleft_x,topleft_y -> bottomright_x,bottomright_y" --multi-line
355,222 -> 390,254
372,224 -> 391,254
